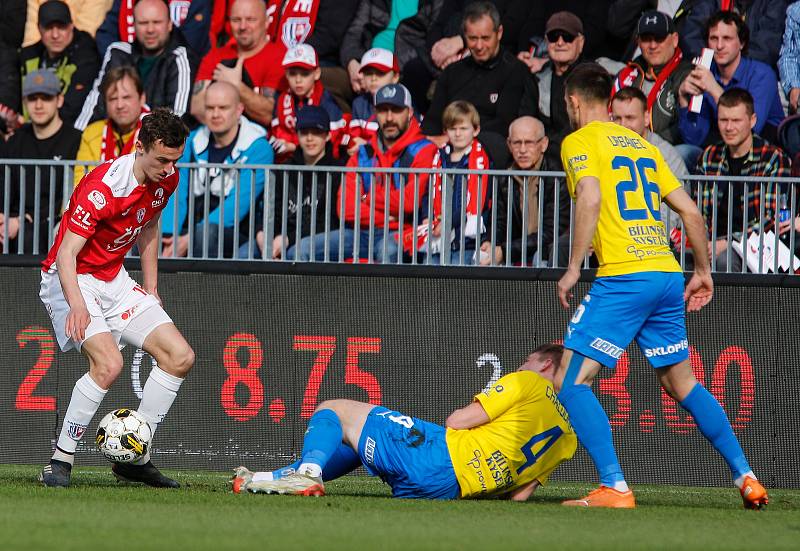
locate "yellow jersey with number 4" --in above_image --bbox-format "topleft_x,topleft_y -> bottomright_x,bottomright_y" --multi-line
561,120 -> 682,277
445,371 -> 577,499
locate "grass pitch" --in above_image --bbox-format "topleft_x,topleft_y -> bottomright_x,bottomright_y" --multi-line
0,465 -> 798,551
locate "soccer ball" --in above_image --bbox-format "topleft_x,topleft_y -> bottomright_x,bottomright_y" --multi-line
95,408 -> 152,464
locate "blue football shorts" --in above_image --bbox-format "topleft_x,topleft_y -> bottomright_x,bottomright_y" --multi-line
563,271 -> 689,369
357,406 -> 461,499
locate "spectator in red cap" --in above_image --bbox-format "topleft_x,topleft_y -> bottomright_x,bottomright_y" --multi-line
270,43 -> 346,162
348,47 -> 400,154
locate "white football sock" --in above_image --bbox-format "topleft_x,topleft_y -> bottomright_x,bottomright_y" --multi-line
134,367 -> 184,466
137,366 -> 184,436
297,463 -> 323,478
613,481 -> 630,492
54,373 -> 107,465
734,471 -> 756,489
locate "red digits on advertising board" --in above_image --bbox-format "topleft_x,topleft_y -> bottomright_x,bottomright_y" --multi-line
659,346 -> 705,434
344,337 -> 382,406
294,336 -> 336,419
221,333 -> 264,421
712,346 -> 754,432
15,327 -> 57,411
598,351 -> 631,428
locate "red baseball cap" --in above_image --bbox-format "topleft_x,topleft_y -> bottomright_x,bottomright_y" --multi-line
282,44 -> 318,70
359,48 -> 399,73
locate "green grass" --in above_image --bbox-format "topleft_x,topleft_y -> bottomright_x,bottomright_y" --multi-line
0,465 -> 798,551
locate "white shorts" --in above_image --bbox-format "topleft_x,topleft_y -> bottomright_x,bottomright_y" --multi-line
39,267 -> 172,352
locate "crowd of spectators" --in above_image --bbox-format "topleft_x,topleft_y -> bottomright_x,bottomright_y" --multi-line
0,0 -> 798,272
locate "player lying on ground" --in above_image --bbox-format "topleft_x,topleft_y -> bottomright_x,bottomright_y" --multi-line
554,63 -> 768,509
232,344 -> 577,499
38,108 -> 193,488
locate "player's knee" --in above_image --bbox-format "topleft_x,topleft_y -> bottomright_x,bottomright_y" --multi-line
90,354 -> 125,388
165,344 -> 194,378
314,399 -> 344,415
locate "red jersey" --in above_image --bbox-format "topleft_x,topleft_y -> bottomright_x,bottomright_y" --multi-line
42,153 -> 179,282
196,42 -> 286,93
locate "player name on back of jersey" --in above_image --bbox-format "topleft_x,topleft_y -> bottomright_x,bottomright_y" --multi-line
606,134 -> 647,150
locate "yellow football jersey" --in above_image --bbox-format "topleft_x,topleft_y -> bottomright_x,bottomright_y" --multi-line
446,371 -> 577,499
561,121 -> 683,277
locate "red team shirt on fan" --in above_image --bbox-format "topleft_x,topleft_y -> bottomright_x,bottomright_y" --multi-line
196,42 -> 287,93
42,153 -> 179,282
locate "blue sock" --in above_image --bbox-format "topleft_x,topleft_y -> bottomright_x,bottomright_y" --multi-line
272,445 -> 361,482
680,383 -> 751,479
558,384 -> 626,487
299,409 -> 344,473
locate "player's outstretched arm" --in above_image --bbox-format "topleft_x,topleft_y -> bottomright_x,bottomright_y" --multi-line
664,187 -> 713,312
558,176 -> 601,309
445,401 -> 490,430
507,480 -> 540,502
55,230 -> 91,341
138,213 -> 162,302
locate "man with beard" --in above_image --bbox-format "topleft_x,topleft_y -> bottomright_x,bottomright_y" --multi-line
294,83 -> 437,263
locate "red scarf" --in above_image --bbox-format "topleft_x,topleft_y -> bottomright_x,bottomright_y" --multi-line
612,48 -> 683,114
274,80 -> 325,136
402,140 -> 490,253
265,0 -> 321,48
120,0 -> 192,43
100,109 -> 149,161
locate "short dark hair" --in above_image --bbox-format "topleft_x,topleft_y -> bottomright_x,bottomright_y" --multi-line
718,87 -> 754,116
704,10 -> 749,52
138,107 -> 189,150
612,86 -> 647,110
100,66 -> 144,99
462,1 -> 501,32
531,343 -> 564,365
564,62 -> 612,106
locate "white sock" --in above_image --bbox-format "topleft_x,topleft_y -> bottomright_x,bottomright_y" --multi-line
54,373 -> 107,465
734,471 -> 756,489
297,463 -> 322,478
613,481 -> 630,492
252,472 -> 274,482
134,367 -> 183,465
137,366 -> 184,436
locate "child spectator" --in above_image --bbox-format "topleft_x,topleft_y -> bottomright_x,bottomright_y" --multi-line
348,48 -> 400,155
270,43 -> 346,163
416,100 -> 490,265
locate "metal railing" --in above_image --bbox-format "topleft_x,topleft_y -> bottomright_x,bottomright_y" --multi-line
1,159 -> 798,274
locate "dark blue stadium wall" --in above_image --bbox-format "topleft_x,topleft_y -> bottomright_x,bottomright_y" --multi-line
1,262 -> 797,488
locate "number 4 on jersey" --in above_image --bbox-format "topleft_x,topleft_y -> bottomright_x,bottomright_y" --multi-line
516,426 -> 564,475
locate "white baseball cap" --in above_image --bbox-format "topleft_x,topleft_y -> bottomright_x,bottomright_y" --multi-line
359,48 -> 399,73
282,44 -> 318,70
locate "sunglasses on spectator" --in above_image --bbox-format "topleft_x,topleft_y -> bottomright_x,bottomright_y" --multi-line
546,30 -> 577,44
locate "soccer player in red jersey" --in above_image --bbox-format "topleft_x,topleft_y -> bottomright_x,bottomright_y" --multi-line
38,108 -> 193,488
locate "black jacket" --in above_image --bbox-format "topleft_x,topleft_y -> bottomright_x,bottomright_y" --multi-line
257,146 -> 346,248
340,0 -> 443,75
307,0 -> 361,66
485,156 -> 571,264
423,48 -> 539,137
19,30 -> 100,127
74,31 -> 199,131
0,0 -> 27,113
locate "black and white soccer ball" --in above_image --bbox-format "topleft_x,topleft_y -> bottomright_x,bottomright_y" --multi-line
95,409 -> 152,463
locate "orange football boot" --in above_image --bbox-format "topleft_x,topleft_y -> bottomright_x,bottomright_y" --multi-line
740,476 -> 768,510
562,486 -> 636,508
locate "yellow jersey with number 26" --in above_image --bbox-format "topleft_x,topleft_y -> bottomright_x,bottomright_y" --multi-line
445,371 -> 577,499
561,120 -> 683,277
